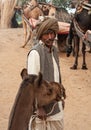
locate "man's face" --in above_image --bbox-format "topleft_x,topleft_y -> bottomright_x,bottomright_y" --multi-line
41,30 -> 56,48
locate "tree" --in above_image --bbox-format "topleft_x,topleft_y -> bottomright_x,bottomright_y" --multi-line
51,0 -> 71,9
0,0 -> 17,28
38,0 -> 46,2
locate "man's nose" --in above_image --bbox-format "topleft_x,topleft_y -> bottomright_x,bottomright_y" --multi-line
48,34 -> 52,39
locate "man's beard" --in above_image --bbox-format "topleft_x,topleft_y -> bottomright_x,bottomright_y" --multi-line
45,38 -> 54,48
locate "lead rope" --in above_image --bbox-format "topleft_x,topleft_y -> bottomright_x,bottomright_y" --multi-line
47,102 -> 58,116
28,114 -> 37,130
28,101 -> 58,130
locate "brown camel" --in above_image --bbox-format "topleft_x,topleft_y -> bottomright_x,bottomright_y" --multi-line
8,68 -> 66,130
21,0 -> 44,48
15,1 -> 50,48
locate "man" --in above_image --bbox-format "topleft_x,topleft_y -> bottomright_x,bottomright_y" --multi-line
27,17 -> 64,130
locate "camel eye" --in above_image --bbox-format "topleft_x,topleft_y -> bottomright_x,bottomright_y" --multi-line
47,88 -> 53,95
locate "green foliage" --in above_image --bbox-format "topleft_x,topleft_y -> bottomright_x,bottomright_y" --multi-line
17,0 -> 30,6
52,0 -> 71,8
22,0 -> 29,5
17,0 -> 72,9
38,0 -> 46,2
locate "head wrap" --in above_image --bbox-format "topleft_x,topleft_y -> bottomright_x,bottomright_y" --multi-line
36,17 -> 59,40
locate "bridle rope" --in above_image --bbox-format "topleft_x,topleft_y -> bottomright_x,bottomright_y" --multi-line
28,101 -> 58,130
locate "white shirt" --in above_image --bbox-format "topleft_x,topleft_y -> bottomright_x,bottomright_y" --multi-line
28,50 -> 40,75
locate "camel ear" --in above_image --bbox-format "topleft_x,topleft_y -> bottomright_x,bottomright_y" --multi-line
34,72 -> 43,87
20,68 -> 28,79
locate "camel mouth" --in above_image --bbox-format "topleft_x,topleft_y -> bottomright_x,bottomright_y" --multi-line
56,94 -> 62,101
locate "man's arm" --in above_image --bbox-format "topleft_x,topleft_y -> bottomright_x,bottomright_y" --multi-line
27,50 -> 40,75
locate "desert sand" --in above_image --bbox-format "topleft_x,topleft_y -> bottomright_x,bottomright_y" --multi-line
0,28 -> 91,130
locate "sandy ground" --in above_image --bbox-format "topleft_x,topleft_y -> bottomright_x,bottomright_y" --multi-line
0,28 -> 91,130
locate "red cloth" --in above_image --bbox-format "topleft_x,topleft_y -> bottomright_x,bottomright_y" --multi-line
29,18 -> 70,34
29,18 -> 39,29
58,21 -> 70,34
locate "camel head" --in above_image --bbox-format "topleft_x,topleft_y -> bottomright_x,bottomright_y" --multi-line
20,68 -> 65,107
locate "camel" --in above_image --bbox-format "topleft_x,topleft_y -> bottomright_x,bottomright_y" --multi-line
66,0 -> 91,69
15,1 -> 50,48
8,68 -> 66,130
20,0 -> 44,48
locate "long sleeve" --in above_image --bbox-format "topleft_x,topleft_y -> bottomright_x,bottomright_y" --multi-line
27,50 -> 40,75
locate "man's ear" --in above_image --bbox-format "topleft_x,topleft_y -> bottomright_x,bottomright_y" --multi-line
20,68 -> 28,79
